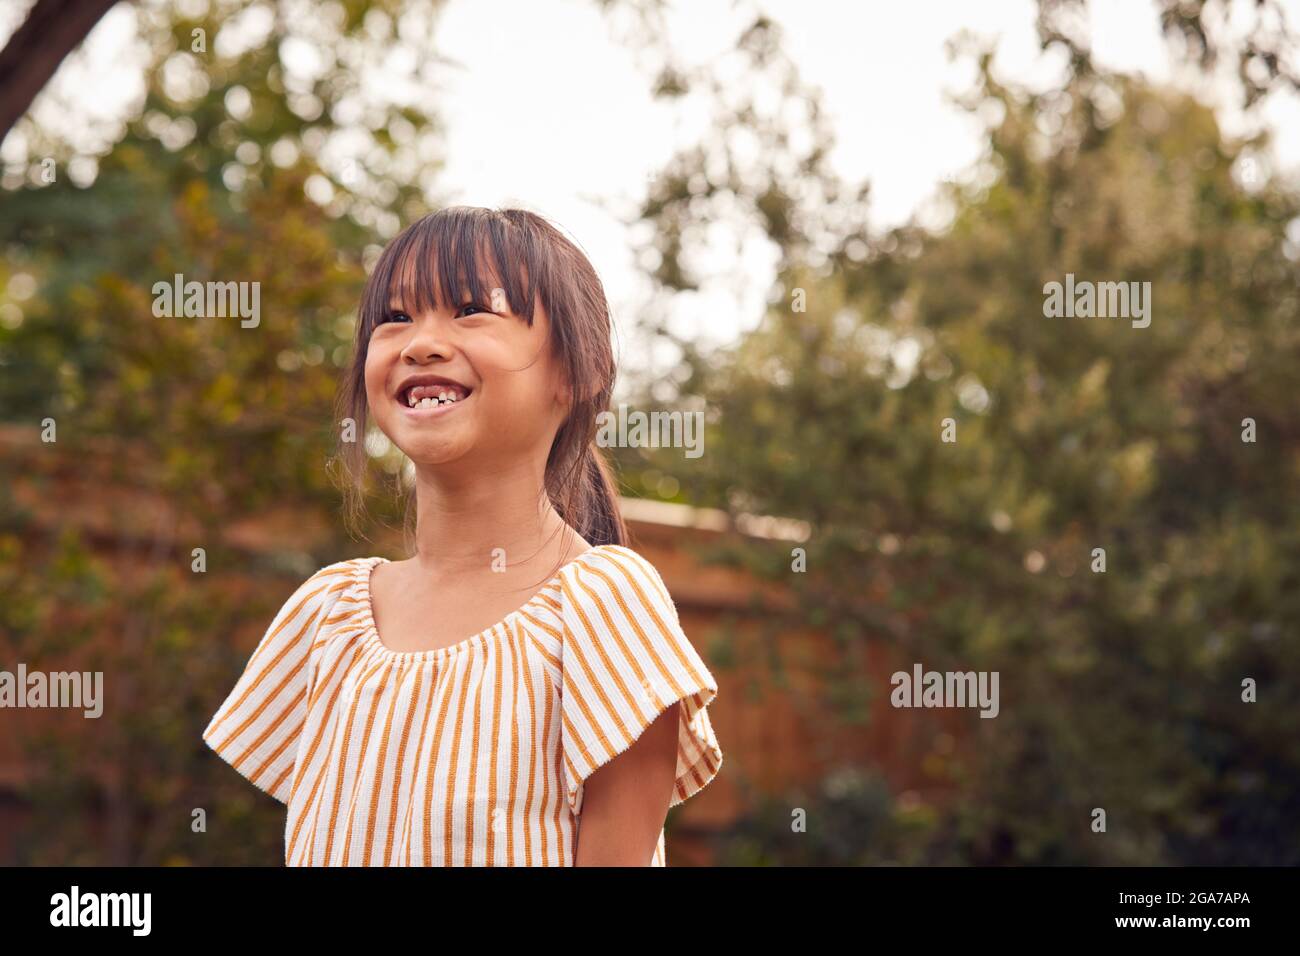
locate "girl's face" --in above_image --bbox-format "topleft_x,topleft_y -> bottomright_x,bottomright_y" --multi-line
363,265 -> 570,471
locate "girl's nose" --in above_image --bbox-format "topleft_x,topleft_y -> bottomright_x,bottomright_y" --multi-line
400,316 -> 453,363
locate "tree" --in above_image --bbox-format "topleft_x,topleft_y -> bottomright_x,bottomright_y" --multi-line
0,0 -> 119,145
629,14 -> 1300,863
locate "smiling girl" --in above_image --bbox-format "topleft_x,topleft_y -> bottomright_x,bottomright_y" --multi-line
202,206 -> 722,866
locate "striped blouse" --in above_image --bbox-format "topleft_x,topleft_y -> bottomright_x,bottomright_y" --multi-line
203,544 -> 723,866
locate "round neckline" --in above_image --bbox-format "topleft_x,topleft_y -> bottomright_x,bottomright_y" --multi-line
354,544 -> 618,662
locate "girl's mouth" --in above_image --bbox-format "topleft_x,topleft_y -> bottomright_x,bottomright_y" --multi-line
398,381 -> 473,417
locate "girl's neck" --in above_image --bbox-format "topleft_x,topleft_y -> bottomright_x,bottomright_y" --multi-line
408,459 -> 579,576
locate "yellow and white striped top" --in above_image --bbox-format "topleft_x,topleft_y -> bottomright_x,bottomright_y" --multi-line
203,544 -> 722,866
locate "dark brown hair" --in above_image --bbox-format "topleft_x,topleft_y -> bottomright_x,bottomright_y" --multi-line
332,206 -> 627,556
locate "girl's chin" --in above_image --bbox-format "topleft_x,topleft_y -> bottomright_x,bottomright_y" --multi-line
395,445 -> 474,471
380,396 -> 472,444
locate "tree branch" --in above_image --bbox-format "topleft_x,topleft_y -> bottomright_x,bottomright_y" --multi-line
0,0 -> 120,146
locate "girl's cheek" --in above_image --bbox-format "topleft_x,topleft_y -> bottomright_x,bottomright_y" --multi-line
363,344 -> 390,403
362,373 -> 380,413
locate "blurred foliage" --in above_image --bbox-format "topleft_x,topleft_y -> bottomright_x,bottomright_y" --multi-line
0,0 -> 455,864
1040,0 -> 1300,110
635,15 -> 1300,863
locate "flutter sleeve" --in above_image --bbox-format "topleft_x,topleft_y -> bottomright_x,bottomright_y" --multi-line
559,545 -> 723,816
202,560 -> 354,803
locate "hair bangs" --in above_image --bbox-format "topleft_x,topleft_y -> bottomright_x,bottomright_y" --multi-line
359,207 -> 537,338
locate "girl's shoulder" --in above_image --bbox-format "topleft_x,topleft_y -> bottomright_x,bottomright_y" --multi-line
313,555 -> 376,575
265,556 -> 374,625
302,554 -> 386,584
556,546 -> 691,650
555,542 -> 722,814
571,542 -> 662,576
558,542 -> 683,630
295,556 -> 371,593
203,556 -> 369,801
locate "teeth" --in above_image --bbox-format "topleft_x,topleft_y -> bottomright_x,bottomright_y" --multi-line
406,388 -> 465,408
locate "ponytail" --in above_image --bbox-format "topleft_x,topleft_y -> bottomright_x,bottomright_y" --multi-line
545,411 -> 627,549
574,446 -> 627,547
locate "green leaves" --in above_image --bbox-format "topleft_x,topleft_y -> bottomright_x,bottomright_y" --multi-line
644,32 -> 1300,864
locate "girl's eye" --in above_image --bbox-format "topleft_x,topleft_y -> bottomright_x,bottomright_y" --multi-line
376,304 -> 488,326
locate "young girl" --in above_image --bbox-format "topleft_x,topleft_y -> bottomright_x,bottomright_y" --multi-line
203,206 -> 722,866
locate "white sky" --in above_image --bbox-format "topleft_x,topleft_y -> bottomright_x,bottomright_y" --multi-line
3,0 -> 1299,386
